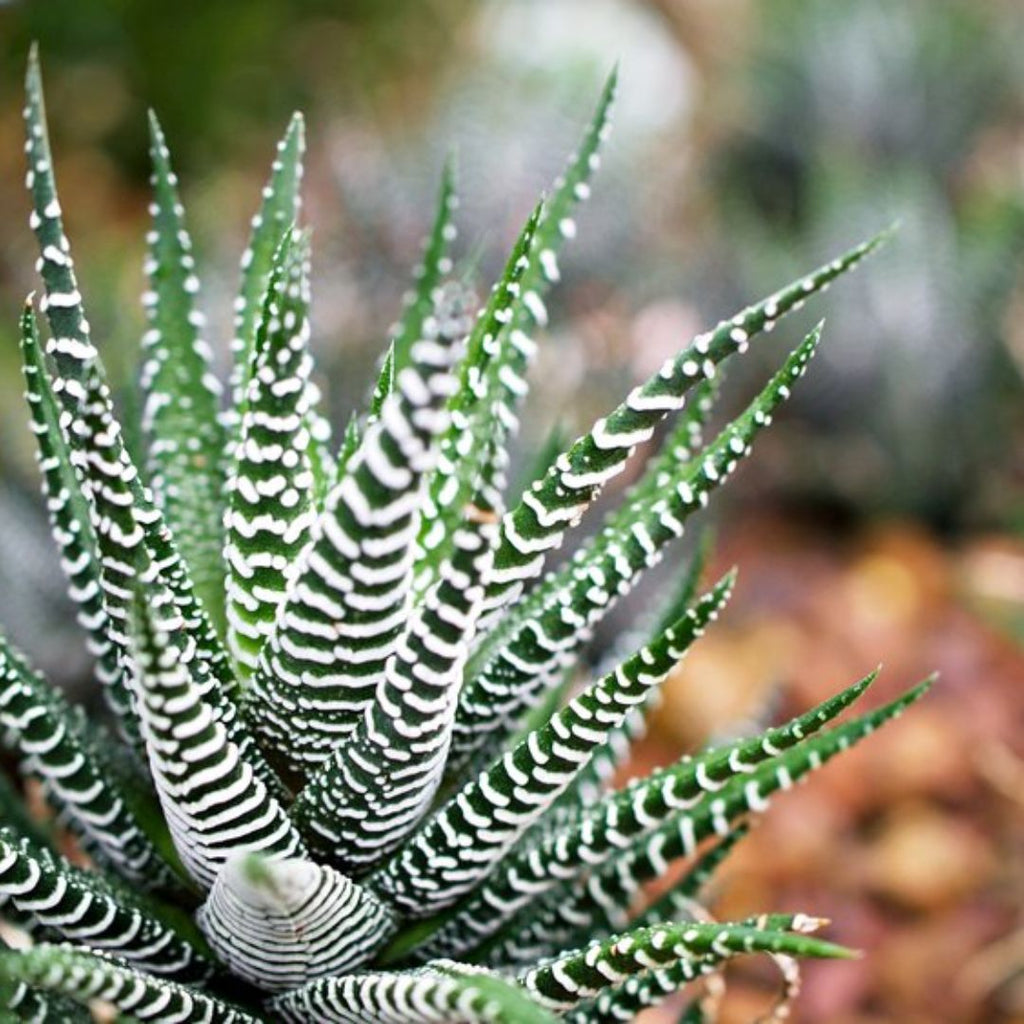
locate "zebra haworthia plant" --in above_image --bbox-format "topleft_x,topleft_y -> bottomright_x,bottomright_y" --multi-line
0,47 -> 929,1023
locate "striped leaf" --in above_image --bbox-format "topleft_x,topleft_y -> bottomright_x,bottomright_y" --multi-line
415,70 -> 618,589
516,918 -> 851,1012
406,675 -> 923,963
562,680 -> 934,928
0,944 -> 261,1023
368,342 -> 396,425
449,323 -> 823,777
23,52 -> 246,756
142,112 -> 227,631
390,157 -> 457,373
18,302 -> 130,738
272,962 -> 560,1024
412,203 -> 543,589
561,913 -> 825,1024
373,573 -> 734,920
293,514 -> 498,872
484,824 -> 753,970
244,285 -> 475,776
471,378 -> 717,678
0,633 -> 177,891
197,852 -> 394,991
538,532 -> 717,824
129,568 -> 304,890
227,111 -> 305,432
0,829 -> 212,982
475,231 -> 887,635
225,228 -> 318,678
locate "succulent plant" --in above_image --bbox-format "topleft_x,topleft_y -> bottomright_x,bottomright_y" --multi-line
0,50 -> 930,1023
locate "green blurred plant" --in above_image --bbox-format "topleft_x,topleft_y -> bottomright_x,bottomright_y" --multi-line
707,0 -> 1024,525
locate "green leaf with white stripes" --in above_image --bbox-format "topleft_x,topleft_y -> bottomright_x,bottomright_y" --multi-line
243,283 -> 475,777
450,322 -> 824,777
390,157 -> 458,374
225,228 -> 318,678
0,829 -> 212,982
227,112 -> 305,431
373,572 -> 734,921
142,112 -> 228,631
129,570 -> 305,890
0,633 -> 179,891
415,70 -> 618,589
0,944 -> 261,1024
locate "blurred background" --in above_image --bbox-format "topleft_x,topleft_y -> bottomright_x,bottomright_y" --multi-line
0,1 -> 1022,1021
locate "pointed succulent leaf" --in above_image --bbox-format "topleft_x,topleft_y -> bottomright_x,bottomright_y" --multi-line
417,70 -> 618,589
541,533 -> 717,824
474,230 -> 888,636
368,342 -> 396,425
482,824 -> 754,970
197,852 -> 395,992
0,829 -> 213,982
564,959 -> 719,1024
470,378 -> 716,681
225,228 -> 318,678
23,55 -> 246,758
271,961 -> 560,1024
23,56 -> 147,747
602,668 -> 878,829
142,111 -> 227,630
561,913 -> 824,1024
18,302 -> 132,731
410,675 -> 925,963
245,286 -> 474,776
130,570 -> 305,890
372,573 -> 734,918
0,943 -> 261,1023
450,323 -> 823,776
516,918 -> 851,1012
390,156 -> 458,373
536,680 -> 935,946
293,514 -> 498,873
227,111 -> 305,430
518,65 -> 617,307
0,633 -> 177,890
413,204 -> 543,586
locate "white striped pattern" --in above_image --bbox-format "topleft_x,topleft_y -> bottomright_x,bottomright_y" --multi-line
197,853 -> 394,991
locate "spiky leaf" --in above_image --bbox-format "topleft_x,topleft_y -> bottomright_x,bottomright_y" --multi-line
244,283 -> 476,775
0,944 -> 261,1023
141,112 -> 227,629
0,829 -> 211,981
129,570 -> 305,890
225,228 -> 318,677
374,573 -> 734,920
227,112 -> 305,428
450,322 -> 824,775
